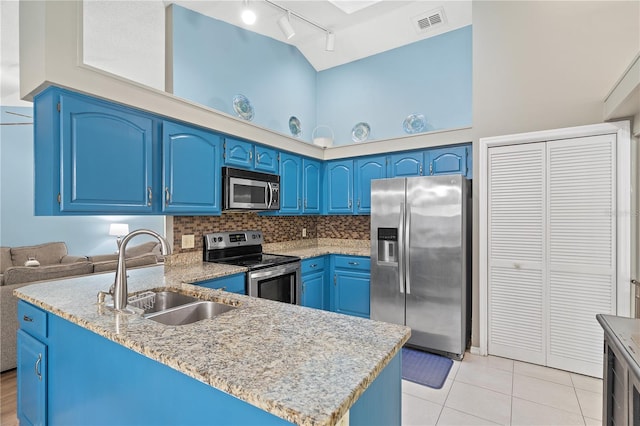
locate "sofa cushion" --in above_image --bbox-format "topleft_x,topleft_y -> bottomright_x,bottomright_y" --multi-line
125,241 -> 160,259
0,247 -> 11,274
11,242 -> 69,267
3,261 -> 94,286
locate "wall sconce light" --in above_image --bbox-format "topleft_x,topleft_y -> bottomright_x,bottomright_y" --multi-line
325,31 -> 335,51
109,223 -> 130,252
278,11 -> 295,39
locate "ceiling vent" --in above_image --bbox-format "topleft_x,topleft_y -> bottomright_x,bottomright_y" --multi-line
412,8 -> 447,34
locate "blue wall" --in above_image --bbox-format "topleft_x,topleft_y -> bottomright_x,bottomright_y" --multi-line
317,26 -> 472,145
0,106 -> 164,256
171,5 -> 318,142
170,5 -> 472,146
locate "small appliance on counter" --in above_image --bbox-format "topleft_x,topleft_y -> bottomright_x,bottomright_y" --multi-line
222,167 -> 280,211
370,175 -> 471,360
203,230 -> 301,304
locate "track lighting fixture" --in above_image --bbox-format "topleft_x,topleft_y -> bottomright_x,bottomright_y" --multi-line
265,0 -> 334,51
277,11 -> 295,40
325,31 -> 335,51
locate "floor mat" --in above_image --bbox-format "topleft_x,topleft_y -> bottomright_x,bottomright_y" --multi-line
402,347 -> 453,389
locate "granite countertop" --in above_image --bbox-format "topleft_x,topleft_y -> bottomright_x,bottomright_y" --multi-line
263,239 -> 371,259
15,263 -> 409,426
597,314 -> 640,379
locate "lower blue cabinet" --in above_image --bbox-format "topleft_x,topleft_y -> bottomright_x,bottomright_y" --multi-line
17,302 -> 48,426
301,257 -> 326,310
194,273 -> 246,294
330,256 -> 370,319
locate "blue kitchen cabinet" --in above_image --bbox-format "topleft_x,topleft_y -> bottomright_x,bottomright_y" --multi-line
254,145 -> 278,174
279,153 -> 302,214
17,302 -> 48,426
388,152 -> 423,177
302,158 -> 321,213
162,121 -> 222,214
223,138 -> 278,174
331,256 -> 370,319
56,91 -> 155,213
301,257 -> 327,310
427,146 -> 468,177
194,273 -> 246,294
355,155 -> 386,214
325,160 -> 354,214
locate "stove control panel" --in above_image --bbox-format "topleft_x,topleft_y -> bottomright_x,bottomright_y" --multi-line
204,230 -> 263,250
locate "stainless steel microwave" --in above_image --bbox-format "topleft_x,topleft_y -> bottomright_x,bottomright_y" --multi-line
222,167 -> 280,211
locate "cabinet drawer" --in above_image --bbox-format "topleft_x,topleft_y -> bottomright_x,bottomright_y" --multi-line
302,257 -> 326,274
18,301 -> 47,340
333,256 -> 370,271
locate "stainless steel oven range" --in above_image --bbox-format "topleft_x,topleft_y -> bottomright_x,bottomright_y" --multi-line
203,230 -> 301,305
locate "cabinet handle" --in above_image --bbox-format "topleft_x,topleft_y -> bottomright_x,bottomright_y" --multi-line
23,315 -> 33,322
310,264 -> 317,268
35,353 -> 42,381
304,199 -> 307,209
348,199 -> 352,209
298,198 -> 301,208
147,187 -> 153,206
165,187 -> 170,206
249,151 -> 253,161
333,274 -> 337,286
357,199 -> 360,208
219,287 -> 227,291
429,163 -> 433,175
419,164 -> 423,176
348,261 -> 359,266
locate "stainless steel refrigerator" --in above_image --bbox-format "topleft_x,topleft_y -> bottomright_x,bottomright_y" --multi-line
370,174 -> 471,359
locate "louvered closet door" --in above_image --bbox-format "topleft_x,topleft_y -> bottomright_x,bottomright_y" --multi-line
488,142 -> 546,365
546,135 -> 616,377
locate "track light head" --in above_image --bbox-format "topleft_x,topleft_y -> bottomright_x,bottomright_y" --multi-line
325,31 -> 335,51
278,12 -> 295,40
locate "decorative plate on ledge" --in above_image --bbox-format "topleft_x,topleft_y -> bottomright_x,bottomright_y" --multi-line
289,116 -> 302,137
232,94 -> 254,121
403,114 -> 426,134
351,122 -> 370,142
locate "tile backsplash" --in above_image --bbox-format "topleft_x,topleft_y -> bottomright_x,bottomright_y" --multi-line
172,214 -> 370,253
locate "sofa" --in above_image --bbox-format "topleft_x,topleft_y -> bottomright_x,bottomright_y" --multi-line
0,241 -> 162,372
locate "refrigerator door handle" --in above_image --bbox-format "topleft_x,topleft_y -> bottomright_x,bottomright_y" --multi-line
405,203 -> 411,294
398,202 -> 405,294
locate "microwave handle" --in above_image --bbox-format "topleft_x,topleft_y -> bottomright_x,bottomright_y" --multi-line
266,182 -> 273,209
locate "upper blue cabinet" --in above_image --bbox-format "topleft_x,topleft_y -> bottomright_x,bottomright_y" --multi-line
162,121 -> 222,215
427,146 -> 468,177
275,154 -> 321,215
325,160 -> 354,214
35,88 -> 156,215
355,156 -> 386,214
223,138 -> 278,174
388,146 -> 470,179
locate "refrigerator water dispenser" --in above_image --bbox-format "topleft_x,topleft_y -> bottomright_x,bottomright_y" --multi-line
377,228 -> 398,264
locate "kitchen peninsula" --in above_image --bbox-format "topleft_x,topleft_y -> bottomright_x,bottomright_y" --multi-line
15,263 -> 410,426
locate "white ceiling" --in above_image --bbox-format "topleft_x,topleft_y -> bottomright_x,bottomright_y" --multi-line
172,0 -> 472,71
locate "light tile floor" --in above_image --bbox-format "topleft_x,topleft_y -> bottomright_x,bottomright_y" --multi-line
402,353 -> 603,425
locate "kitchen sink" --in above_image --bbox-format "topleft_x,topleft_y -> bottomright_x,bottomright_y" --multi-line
139,291 -> 200,314
144,301 -> 236,326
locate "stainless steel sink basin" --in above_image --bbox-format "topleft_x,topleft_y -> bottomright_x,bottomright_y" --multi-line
141,291 -> 200,314
144,301 -> 236,326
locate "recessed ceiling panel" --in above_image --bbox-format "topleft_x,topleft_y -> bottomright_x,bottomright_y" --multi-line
327,0 -> 382,15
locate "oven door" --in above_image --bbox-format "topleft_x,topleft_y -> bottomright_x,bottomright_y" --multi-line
248,262 -> 301,304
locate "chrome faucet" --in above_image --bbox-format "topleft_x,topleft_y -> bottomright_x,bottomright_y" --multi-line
109,229 -> 171,311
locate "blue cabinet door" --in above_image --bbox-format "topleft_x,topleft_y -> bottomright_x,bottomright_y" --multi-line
388,152 -> 424,177
302,159 -> 321,214
427,146 -> 468,177
326,160 -> 354,214
279,153 -> 302,214
224,138 -> 253,169
355,156 -> 386,214
254,146 -> 278,173
162,121 -> 221,214
334,271 -> 370,319
302,270 -> 325,310
17,330 -> 47,426
59,94 -> 155,213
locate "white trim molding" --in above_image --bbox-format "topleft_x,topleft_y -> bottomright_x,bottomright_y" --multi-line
478,121 -> 632,357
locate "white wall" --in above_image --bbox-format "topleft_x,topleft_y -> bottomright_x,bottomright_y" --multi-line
471,0 -> 640,346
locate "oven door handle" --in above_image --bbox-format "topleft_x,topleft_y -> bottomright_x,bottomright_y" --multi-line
249,264 -> 299,279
